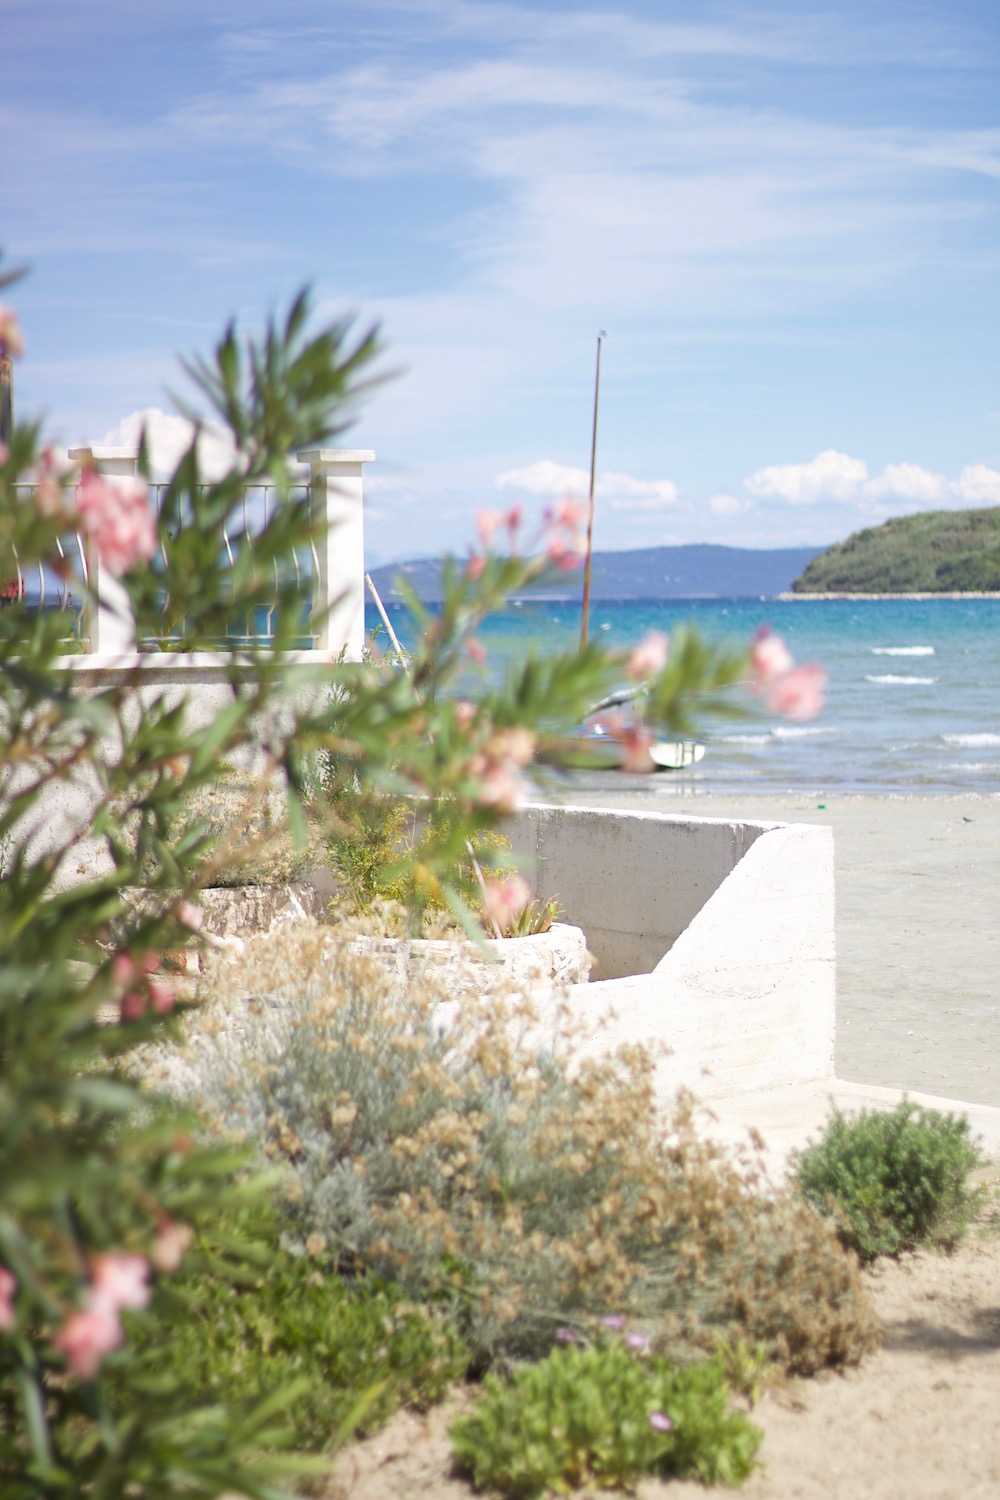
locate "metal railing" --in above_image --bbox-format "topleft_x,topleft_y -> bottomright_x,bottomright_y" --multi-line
5,446 -> 371,662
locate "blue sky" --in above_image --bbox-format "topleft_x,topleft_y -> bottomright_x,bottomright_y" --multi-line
6,0 -> 1000,562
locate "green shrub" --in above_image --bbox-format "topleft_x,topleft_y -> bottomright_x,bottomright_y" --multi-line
147,924 -> 879,1376
794,1101 -> 984,1261
450,1339 -> 761,1496
119,1206 -> 468,1455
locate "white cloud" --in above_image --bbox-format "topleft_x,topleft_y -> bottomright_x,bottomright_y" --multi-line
97,407 -> 240,480
953,463 -> 1000,504
745,449 -> 869,505
863,461 -> 948,504
745,448 -> 1000,514
604,471 -> 679,512
496,459 -> 588,496
496,459 -> 678,510
708,492 -> 751,516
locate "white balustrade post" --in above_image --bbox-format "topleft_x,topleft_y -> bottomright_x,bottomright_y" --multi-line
299,448 -> 373,660
68,447 -> 139,657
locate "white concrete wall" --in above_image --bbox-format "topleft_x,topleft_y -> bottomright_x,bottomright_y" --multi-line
507,802 -> 768,979
510,802 -> 836,1102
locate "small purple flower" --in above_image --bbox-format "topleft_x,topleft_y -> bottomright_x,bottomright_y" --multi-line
625,1331 -> 651,1353
600,1314 -> 626,1331
555,1326 -> 583,1345
649,1412 -> 673,1433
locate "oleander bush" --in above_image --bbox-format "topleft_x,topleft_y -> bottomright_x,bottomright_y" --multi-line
0,253 -> 831,1495
794,1101 -> 984,1261
450,1337 -> 762,1497
142,922 -> 879,1377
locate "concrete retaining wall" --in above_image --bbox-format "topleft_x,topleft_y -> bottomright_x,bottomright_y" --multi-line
509,803 -> 835,1102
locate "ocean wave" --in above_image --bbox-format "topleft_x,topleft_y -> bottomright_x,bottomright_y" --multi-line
941,732 -> 1000,748
941,762 -> 1000,774
772,726 -> 837,739
865,674 -> 937,685
719,733 -> 771,746
870,645 -> 935,656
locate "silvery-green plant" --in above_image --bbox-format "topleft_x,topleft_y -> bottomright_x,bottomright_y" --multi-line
159,923 -> 880,1375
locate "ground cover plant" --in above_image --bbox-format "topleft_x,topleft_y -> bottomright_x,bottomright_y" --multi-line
450,1335 -> 762,1496
794,1101 -> 984,1262
146,923 -> 880,1380
119,1203 -> 468,1458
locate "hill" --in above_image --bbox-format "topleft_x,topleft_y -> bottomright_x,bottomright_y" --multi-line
791,507 -> 1000,594
369,543 -> 821,603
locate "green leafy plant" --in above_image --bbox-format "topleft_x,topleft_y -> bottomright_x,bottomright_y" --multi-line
794,1100 -> 984,1261
450,1339 -> 761,1496
119,1204 -> 468,1456
498,894 -> 560,937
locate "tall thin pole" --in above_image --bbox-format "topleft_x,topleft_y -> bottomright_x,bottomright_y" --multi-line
579,330 -> 605,649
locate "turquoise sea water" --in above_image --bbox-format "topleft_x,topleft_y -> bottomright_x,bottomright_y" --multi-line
369,596 -> 1000,796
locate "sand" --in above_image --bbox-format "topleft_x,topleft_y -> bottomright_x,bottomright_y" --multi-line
323,1211 -> 1000,1500
533,789 -> 1000,1109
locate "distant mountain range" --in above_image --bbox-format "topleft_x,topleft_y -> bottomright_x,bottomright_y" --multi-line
368,543 -> 823,602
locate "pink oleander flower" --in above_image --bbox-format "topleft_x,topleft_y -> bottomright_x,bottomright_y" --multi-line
765,662 -> 827,721
454,699 -> 477,730
466,638 -> 487,666
148,978 -> 176,1015
152,1220 -> 194,1274
54,1303 -> 121,1380
176,899 -> 202,931
466,553 -> 486,581
504,503 -> 523,539
487,726 -> 536,767
625,1330 -> 651,1352
91,1252 -> 151,1313
75,469 -> 156,576
545,533 -> 584,572
482,874 -> 531,930
626,630 -> 669,681
0,306 -> 24,359
475,758 -> 527,814
120,991 -> 147,1023
649,1411 -> 673,1433
599,712 -> 656,773
600,1314 -> 626,1331
476,509 -> 504,548
0,1267 -> 16,1331
33,446 -> 71,518
749,626 -> 793,687
547,497 -> 587,530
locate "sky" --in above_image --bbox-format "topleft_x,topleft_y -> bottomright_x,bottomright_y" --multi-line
5,0 -> 1000,564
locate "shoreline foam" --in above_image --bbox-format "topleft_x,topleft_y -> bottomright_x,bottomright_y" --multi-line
778,590 -> 1000,600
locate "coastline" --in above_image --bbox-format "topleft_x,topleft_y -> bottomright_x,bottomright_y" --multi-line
545,787 -> 1000,1108
778,590 -> 1000,600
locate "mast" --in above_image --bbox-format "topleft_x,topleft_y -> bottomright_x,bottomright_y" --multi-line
579,329 -> 605,649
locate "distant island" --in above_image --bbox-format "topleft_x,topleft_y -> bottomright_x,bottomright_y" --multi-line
369,543 -> 821,603
791,506 -> 1000,594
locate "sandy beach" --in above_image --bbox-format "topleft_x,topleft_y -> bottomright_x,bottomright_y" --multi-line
535,787 -> 1000,1109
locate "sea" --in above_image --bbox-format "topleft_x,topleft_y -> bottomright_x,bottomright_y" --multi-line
369,595 -> 1000,797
